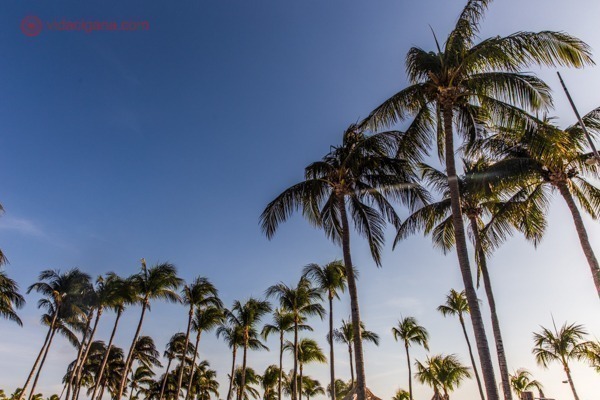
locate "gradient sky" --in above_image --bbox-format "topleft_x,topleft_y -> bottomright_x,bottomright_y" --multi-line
1,1 -> 599,399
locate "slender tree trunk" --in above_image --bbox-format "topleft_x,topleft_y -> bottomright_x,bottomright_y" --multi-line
458,314 -> 485,400
563,363 -> 580,400
177,307 -> 194,399
159,358 -> 173,400
21,310 -> 58,399
557,182 -> 600,299
328,295 -> 336,400
404,344 -> 412,400
337,195 -> 367,400
292,318 -> 299,400
299,364 -> 303,400
442,103 -> 498,400
226,346 -> 237,400
74,308 -> 103,400
98,383 -> 106,400
470,218 -> 511,400
29,328 -> 57,400
239,335 -> 249,400
118,301 -> 149,399
65,311 -> 93,400
278,331 -> 284,400
92,309 -> 123,400
186,330 -> 202,399
348,344 -> 354,386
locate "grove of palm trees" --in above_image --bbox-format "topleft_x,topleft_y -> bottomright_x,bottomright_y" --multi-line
1,1 -> 600,400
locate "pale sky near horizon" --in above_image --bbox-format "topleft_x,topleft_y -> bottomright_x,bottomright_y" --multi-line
1,1 -> 599,400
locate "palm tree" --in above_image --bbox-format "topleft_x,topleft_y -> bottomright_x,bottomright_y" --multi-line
188,361 -> 219,400
301,377 -> 325,400
160,333 -> 193,400
327,379 -> 351,400
392,389 -> 410,400
361,0 -> 592,397
261,365 -> 280,400
262,309 -> 311,400
266,278 -> 324,400
391,317 -> 429,400
332,319 -> 379,386
186,305 -> 224,399
437,290 -> 485,400
176,277 -> 221,399
509,369 -> 544,399
217,324 -> 244,400
302,261 -> 347,400
261,126 -> 427,400
224,299 -> 271,400
129,365 -> 155,400
117,260 -> 182,399
532,321 -> 589,400
584,340 -> 600,373
232,367 -> 261,400
294,339 -> 326,400
23,269 -> 91,400
0,269 -> 25,326
415,354 -> 471,400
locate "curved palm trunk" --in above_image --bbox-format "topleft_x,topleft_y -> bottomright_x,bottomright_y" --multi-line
337,195 -> 366,400
176,308 -> 194,399
347,343 -> 354,386
118,301 -> 149,399
458,314 -> 485,400
186,330 -> 203,399
239,335 -> 250,400
226,346 -> 237,400
74,308 -> 103,400
404,344 -> 412,400
92,309 -> 123,400
65,312 -> 93,400
557,182 -> 600,299
159,358 -> 173,400
292,319 -> 299,400
298,364 -> 303,400
328,295 -> 336,400
442,104 -> 498,400
278,331 -> 284,400
562,363 -> 580,400
470,218 -> 511,400
29,327 -> 57,400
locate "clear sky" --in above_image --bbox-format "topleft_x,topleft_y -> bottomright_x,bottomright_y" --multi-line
1,1 -> 599,399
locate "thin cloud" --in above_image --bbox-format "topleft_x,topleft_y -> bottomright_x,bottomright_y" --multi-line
0,216 -> 45,237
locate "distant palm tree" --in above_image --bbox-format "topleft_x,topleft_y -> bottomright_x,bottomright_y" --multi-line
391,317 -> 429,400
327,379 -> 351,400
129,365 -> 155,400
0,269 -> 25,326
302,261 -> 347,400
232,367 -> 261,400
584,340 -> 600,373
266,278 -> 324,400
532,321 -> 589,400
392,389 -> 410,400
332,319 -> 379,386
261,365 -> 280,400
117,260 -> 182,399
188,361 -> 219,400
160,333 -> 194,400
509,369 -> 544,399
301,377 -> 325,400
284,338 -> 326,400
437,290 -> 485,400
261,126 -> 427,400
415,354 -> 471,400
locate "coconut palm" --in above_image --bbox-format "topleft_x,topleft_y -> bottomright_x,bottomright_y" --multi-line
509,369 -> 544,399
266,278 -> 324,400
391,317 -> 430,400
232,367 -> 261,400
584,340 -> 600,373
532,321 -> 589,400
217,324 -> 244,400
261,365 -> 280,400
261,126 -> 427,400
160,333 -> 194,400
392,389 -> 410,400
437,290 -> 485,400
361,0 -> 593,396
176,277 -> 221,399
188,361 -> 219,400
284,338 -> 326,400
327,380 -> 351,400
262,309 -> 311,400
302,377 -> 325,400
117,260 -> 182,399
415,354 -> 471,400
331,319 -> 379,386
0,269 -> 25,326
302,261 -> 347,400
129,365 -> 155,400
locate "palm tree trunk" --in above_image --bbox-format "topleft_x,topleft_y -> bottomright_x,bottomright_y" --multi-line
469,218 -> 511,400
239,338 -> 249,400
92,309 -> 122,400
118,301 -> 149,399
328,295 -> 336,400
298,364 -> 303,400
337,195 -> 367,400
226,346 -> 237,400
65,311 -> 93,400
177,307 -> 194,399
348,344 -> 354,386
292,318 -> 299,400
563,363 -> 580,400
74,308 -> 103,400
159,358 -> 173,400
98,383 -> 106,400
557,181 -> 600,299
186,330 -> 203,399
442,103 -> 498,400
458,314 -> 485,400
278,331 -> 284,400
404,344 -> 412,400
29,327 -> 57,400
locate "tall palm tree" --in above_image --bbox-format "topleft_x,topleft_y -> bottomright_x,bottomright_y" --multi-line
532,321 -> 589,400
186,305 -> 224,399
361,0 -> 593,397
391,317 -> 429,400
284,338 -> 326,400
261,127 -> 427,400
224,299 -> 271,400
302,261 -> 347,400
262,308 -> 311,400
509,369 -> 544,399
218,324 -> 243,400
117,260 -> 182,399
188,361 -> 219,400
266,278 -> 324,400
232,367 -> 261,400
261,365 -> 280,400
160,333 -> 194,400
129,365 -> 155,400
437,290 -> 485,400
0,269 -> 25,326
331,319 -> 379,386
301,377 -> 325,400
176,277 -> 221,399
415,354 -> 471,400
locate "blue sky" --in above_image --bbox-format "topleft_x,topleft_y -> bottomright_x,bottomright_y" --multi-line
1,0 -> 600,399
